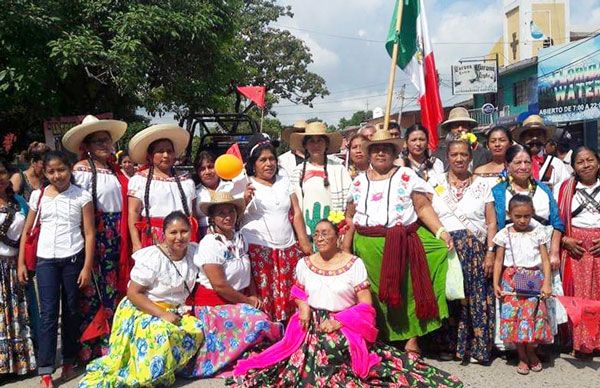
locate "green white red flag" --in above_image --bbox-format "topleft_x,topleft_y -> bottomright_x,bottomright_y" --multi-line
386,0 -> 443,150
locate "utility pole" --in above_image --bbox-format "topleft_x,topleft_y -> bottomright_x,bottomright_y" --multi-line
397,84 -> 406,120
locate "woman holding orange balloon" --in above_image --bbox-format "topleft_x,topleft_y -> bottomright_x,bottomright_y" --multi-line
240,134 -> 312,322
127,125 -> 198,253
194,151 -> 233,239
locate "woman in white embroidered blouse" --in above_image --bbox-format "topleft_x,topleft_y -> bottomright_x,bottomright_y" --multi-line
79,211 -> 203,387
63,114 -> 128,363
555,146 -> 600,355
127,124 -> 196,253
232,219 -> 463,387
289,122 -> 352,236
17,151 -> 95,387
183,192 -> 280,378
0,161 -> 35,376
430,139 -> 497,364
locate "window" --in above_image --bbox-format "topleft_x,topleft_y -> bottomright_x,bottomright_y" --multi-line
513,80 -> 528,106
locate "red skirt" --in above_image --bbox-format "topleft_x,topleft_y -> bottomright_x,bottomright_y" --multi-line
566,227 -> 600,352
248,243 -> 303,322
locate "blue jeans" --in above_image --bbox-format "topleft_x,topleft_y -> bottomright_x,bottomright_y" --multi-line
36,252 -> 83,375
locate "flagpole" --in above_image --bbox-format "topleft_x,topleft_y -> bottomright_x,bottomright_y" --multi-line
383,0 -> 404,132
259,108 -> 264,133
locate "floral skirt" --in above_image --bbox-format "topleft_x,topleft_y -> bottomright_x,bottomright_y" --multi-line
569,227 -> 600,352
499,267 -> 552,344
79,211 -> 121,363
227,309 -> 463,387
248,243 -> 303,322
0,255 -> 36,375
78,298 -> 204,387
353,227 -> 449,341
181,303 -> 282,378
448,230 -> 495,363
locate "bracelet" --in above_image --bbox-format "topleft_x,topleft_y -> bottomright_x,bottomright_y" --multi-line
435,227 -> 447,239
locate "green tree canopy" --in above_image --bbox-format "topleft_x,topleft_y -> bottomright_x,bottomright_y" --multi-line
338,110 -> 373,130
0,0 -> 328,147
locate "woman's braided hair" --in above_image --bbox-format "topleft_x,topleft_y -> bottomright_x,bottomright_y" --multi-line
299,135 -> 330,193
403,124 -> 433,170
143,139 -> 190,235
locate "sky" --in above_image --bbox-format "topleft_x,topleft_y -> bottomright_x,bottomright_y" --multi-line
271,0 -> 600,127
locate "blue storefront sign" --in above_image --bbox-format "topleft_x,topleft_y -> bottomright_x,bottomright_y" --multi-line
538,34 -> 600,123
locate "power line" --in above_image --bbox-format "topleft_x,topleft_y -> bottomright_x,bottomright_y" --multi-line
277,92 -> 389,108
273,24 -> 559,46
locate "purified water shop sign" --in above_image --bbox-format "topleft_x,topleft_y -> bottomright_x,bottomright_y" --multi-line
538,35 -> 600,122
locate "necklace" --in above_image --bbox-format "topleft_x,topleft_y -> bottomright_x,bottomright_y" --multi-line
369,166 -> 397,181
447,172 -> 472,200
508,177 -> 536,198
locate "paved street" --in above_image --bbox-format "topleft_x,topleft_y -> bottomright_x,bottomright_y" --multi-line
2,353 -> 598,387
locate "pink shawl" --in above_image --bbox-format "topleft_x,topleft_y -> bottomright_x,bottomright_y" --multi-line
233,285 -> 381,378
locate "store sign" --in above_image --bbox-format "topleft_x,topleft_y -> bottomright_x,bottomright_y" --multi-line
451,63 -> 497,95
538,34 -> 600,122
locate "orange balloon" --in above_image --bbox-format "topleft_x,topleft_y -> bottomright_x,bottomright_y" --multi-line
215,154 -> 243,180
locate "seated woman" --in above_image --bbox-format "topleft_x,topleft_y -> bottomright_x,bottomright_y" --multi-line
230,219 -> 463,387
79,211 -> 203,387
182,192 -> 281,378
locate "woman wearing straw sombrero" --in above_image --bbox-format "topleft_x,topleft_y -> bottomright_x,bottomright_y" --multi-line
62,115 -> 128,364
288,122 -> 353,237
344,129 -> 453,355
125,124 -> 198,284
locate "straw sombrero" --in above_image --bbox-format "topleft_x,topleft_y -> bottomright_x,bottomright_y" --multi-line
512,114 -> 555,143
199,191 -> 246,216
440,107 -> 478,131
61,115 -> 127,154
362,129 -> 404,154
128,124 -> 190,164
289,121 -> 342,154
281,120 -> 308,144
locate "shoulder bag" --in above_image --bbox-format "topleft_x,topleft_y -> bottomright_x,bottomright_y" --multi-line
24,186 -> 45,271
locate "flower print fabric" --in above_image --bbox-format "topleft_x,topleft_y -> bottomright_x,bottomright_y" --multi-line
78,298 -> 203,387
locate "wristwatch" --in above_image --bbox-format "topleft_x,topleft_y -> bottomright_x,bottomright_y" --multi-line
487,246 -> 495,253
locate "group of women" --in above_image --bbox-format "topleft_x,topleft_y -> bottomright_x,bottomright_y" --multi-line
0,111 -> 598,387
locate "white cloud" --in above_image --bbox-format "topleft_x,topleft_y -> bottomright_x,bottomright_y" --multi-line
272,0 -> 600,125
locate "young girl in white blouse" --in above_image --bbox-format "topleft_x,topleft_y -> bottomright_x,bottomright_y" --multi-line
493,194 -> 552,375
17,151 -> 95,388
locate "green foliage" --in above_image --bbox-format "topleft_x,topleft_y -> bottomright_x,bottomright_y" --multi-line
338,110 -> 373,130
234,1 -> 329,108
0,0 -> 328,148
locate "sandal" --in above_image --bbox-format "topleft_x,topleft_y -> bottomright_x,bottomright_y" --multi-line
530,362 -> 543,372
40,375 -> 53,388
516,362 -> 530,375
60,363 -> 77,381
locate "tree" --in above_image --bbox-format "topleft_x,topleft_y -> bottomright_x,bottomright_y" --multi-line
234,1 -> 329,110
0,0 -> 328,147
338,110 -> 373,130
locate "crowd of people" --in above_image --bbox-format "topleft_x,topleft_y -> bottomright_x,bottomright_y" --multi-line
0,107 -> 598,387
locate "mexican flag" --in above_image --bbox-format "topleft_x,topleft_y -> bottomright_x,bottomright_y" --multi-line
386,0 -> 443,150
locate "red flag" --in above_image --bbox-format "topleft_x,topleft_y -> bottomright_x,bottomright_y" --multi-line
237,86 -> 266,109
226,143 -> 243,160
80,307 -> 111,342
